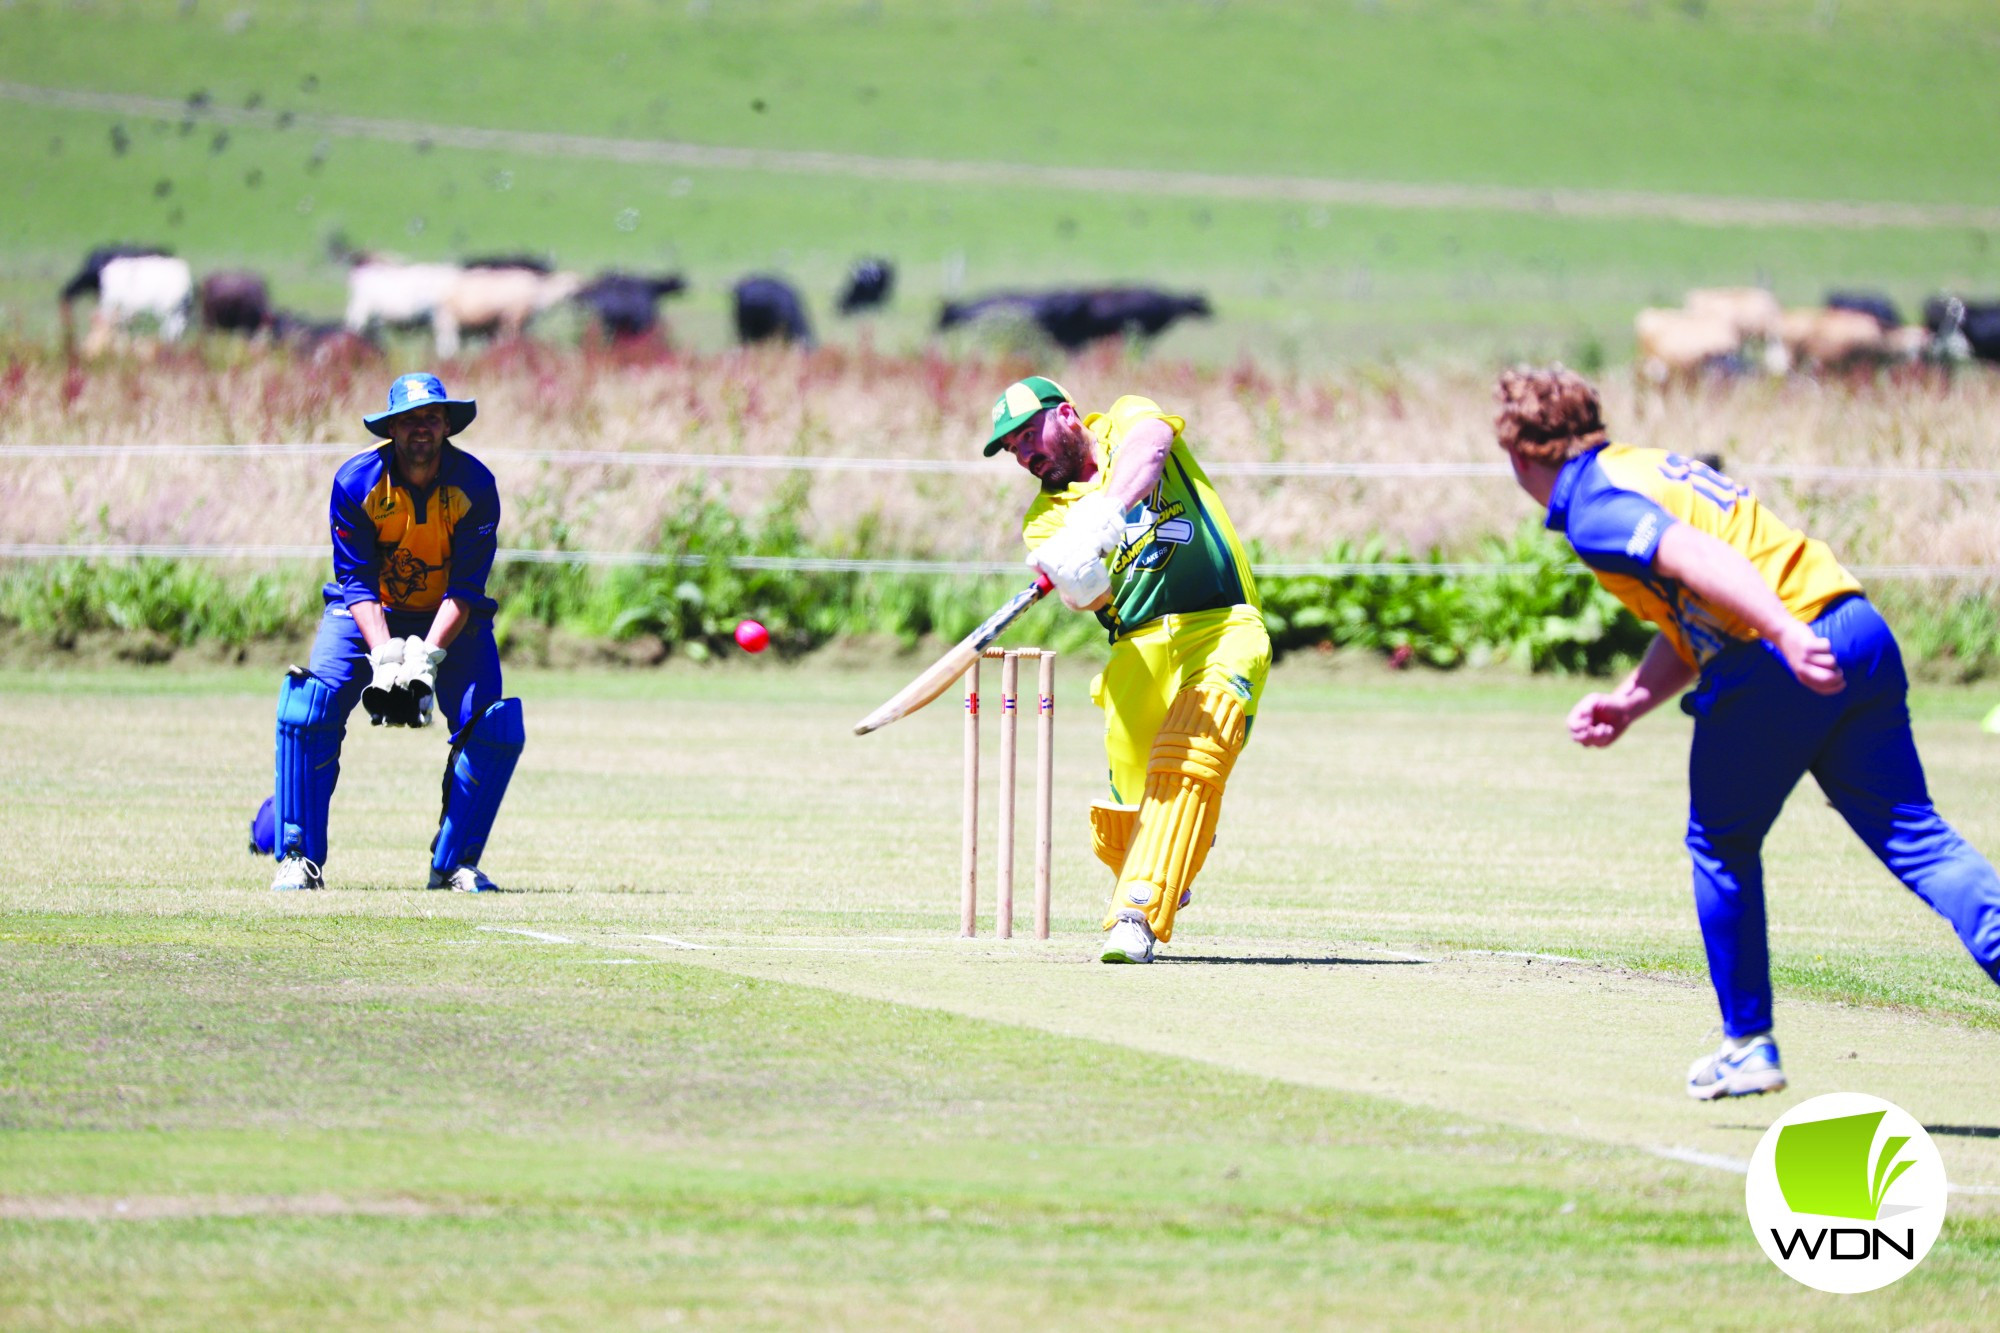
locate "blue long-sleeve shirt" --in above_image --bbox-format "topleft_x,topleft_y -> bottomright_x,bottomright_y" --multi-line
324,443 -> 500,617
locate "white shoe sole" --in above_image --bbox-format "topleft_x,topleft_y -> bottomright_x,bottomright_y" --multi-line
1688,1068 -> 1787,1101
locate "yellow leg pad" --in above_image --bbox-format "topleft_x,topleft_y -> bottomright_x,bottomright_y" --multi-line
1089,800 -> 1141,875
1103,686 -> 1248,943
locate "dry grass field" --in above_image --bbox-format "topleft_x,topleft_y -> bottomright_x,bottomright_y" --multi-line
5,345 -> 1998,572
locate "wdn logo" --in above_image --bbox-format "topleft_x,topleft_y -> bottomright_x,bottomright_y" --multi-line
1746,1093 -> 1948,1293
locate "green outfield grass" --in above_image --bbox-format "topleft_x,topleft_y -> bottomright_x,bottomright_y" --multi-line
2,660 -> 1996,1327
6,0 -> 2000,361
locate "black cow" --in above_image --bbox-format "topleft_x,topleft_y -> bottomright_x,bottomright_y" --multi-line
573,272 -> 688,340
199,270 -> 272,335
59,244 -> 171,303
463,253 -> 553,274
1925,297 -> 2000,362
268,309 -> 380,361
1826,291 -> 1902,329
837,258 -> 895,315
939,286 -> 1212,351
733,275 -> 815,347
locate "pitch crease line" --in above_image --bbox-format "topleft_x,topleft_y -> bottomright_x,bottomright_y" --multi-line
1647,1145 -> 1995,1195
474,926 -> 576,944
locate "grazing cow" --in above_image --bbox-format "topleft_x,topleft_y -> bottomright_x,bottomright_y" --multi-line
269,309 -> 381,363
1778,307 -> 1901,371
1925,297 -> 2000,362
344,258 -> 460,336
462,253 -> 552,274
199,270 -> 272,335
936,291 -> 1042,332
78,255 -> 195,356
733,275 -> 815,346
573,272 -> 688,341
938,287 -> 1212,350
1825,291 -> 1902,329
837,258 -> 895,315
1633,307 -> 1745,384
58,244 -> 171,346
433,265 -> 584,356
59,244 -> 170,304
1047,287 -> 1210,348
1681,287 -> 1783,342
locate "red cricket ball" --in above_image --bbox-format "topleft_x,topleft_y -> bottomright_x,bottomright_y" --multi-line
733,619 -> 770,654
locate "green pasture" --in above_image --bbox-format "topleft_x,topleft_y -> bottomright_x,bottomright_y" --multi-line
4,0 -> 2000,361
3,660 -> 1996,1327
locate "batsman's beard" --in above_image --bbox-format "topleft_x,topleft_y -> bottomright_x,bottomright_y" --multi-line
1037,421 -> 1095,492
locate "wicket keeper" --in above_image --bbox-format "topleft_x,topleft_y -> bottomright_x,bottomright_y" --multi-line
987,376 -> 1270,963
1494,365 -> 2000,1098
268,372 -> 525,892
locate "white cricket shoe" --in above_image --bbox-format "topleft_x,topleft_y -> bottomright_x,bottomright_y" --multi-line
1100,909 -> 1156,964
1686,1033 -> 1786,1101
429,864 -> 498,893
270,855 -> 323,892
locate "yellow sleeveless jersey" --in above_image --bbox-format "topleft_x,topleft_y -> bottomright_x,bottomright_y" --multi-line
1022,395 -> 1259,640
1546,442 -> 1861,669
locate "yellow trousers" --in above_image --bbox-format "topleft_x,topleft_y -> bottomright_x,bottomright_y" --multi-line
1090,605 -> 1270,938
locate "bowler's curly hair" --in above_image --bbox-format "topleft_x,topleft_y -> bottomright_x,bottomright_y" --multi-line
1492,365 -> 1608,465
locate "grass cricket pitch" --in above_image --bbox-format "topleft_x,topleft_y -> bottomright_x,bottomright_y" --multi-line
3,659 -> 1997,1328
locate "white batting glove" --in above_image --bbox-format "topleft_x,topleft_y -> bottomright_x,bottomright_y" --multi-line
1027,491 -> 1125,609
397,635 -> 448,728
361,637 -> 408,726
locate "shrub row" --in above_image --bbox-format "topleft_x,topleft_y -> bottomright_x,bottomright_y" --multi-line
4,501 -> 1996,679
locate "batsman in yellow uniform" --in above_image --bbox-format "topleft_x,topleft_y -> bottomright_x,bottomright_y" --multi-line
985,376 -> 1270,963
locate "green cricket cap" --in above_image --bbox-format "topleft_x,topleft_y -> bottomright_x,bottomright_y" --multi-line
982,375 -> 1073,456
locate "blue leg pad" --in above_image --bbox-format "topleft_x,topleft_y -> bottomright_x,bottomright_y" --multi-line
433,698 -> 524,872
275,670 -> 344,864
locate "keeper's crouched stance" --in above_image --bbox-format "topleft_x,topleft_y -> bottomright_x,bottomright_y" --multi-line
985,377 -> 1269,963
271,373 -> 524,893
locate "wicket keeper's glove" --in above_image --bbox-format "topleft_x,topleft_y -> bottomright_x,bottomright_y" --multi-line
1027,491 -> 1124,609
362,638 -> 410,726
397,636 -> 449,728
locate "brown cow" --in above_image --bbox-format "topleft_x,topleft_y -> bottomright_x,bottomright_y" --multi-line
199,270 -> 272,335
1779,307 -> 1931,371
1634,307 -> 1744,385
434,266 -> 582,356
1682,287 -> 1783,342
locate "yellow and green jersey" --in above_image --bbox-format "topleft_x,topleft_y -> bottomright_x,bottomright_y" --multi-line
1547,442 -> 1862,669
1022,395 -> 1259,640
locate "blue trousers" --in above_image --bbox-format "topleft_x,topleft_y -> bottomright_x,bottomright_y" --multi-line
306,603 -> 502,735
287,603 -> 502,864
1683,595 -> 2000,1037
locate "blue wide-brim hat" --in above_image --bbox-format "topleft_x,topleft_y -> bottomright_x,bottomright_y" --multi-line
363,372 -> 477,438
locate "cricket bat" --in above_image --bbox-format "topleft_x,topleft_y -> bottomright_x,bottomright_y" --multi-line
852,572 -> 1054,735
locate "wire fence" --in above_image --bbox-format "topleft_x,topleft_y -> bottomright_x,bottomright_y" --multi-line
3,542 -> 1997,582
7,443 -> 2000,483
8,445 -> 2000,576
